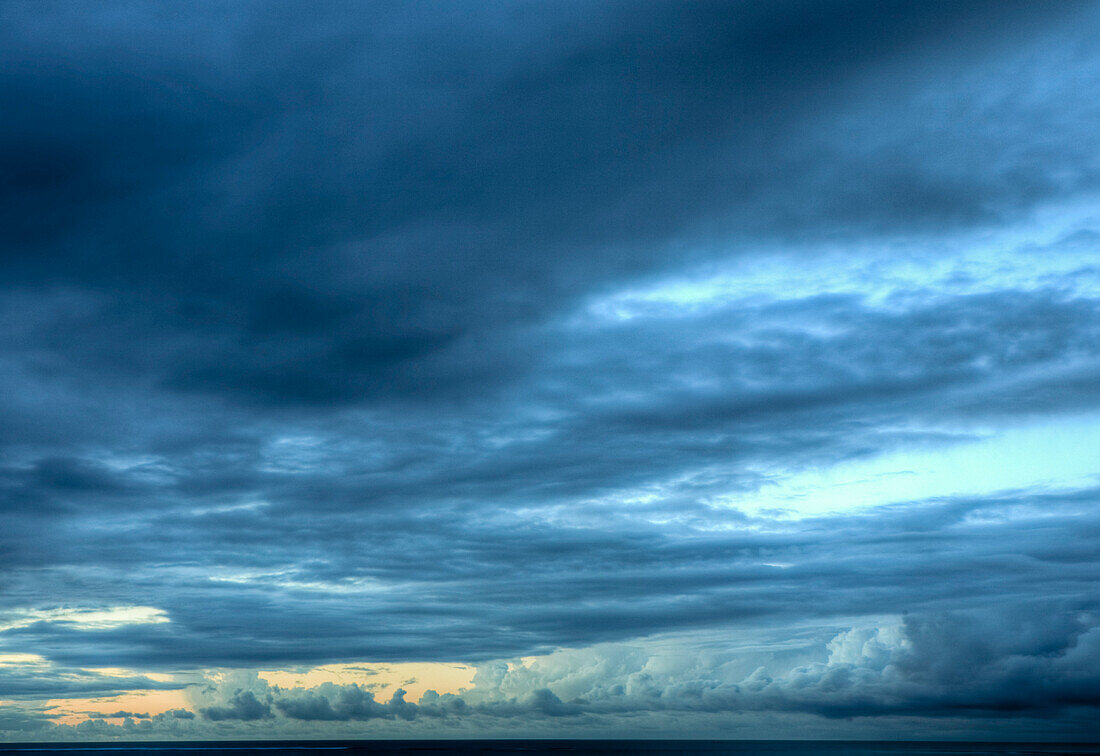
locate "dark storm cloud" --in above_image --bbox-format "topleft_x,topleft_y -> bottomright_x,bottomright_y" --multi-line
0,663 -> 182,700
4,0 -> 1100,736
199,690 -> 273,722
272,684 -> 419,722
8,481 -> 1100,675
269,684 -> 574,722
1,0 -> 1091,408
0,707 -> 49,734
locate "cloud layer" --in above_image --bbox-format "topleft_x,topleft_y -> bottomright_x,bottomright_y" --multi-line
2,0 -> 1100,739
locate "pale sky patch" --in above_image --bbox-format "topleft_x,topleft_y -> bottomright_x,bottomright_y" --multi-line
722,415 -> 1100,517
258,662 -> 475,703
45,689 -> 191,726
585,199 -> 1100,323
0,607 -> 169,634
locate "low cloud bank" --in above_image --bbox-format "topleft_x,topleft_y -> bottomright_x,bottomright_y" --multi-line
185,607 -> 1100,726
6,605 -> 1099,740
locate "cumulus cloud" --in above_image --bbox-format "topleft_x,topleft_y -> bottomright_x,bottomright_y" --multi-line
4,606 -> 1100,739
444,609 -> 1100,724
199,690 -> 274,722
183,608 -> 1100,727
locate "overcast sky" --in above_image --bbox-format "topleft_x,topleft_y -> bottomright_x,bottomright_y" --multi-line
3,0 -> 1100,741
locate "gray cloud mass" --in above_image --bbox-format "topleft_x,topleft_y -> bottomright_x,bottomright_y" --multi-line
2,0 -> 1100,740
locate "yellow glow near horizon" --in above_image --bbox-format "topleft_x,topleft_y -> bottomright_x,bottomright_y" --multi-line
33,660 -> 477,727
44,689 -> 191,726
258,661 -> 475,703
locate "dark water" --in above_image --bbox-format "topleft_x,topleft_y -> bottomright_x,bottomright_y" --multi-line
1,743 -> 1099,756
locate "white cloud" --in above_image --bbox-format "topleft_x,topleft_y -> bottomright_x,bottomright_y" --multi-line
0,606 -> 169,633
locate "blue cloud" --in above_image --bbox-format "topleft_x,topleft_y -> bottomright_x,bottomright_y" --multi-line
2,0 -> 1100,739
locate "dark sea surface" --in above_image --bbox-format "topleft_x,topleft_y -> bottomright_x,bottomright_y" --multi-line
1,743 -> 1099,756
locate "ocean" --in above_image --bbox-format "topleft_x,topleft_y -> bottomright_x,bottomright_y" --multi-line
0,743 -> 1098,756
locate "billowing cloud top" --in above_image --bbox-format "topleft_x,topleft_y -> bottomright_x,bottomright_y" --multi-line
2,0 -> 1100,741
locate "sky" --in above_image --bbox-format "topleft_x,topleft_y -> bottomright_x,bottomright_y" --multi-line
2,0 -> 1100,742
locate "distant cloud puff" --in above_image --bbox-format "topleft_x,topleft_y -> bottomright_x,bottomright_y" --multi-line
200,690 -> 273,722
